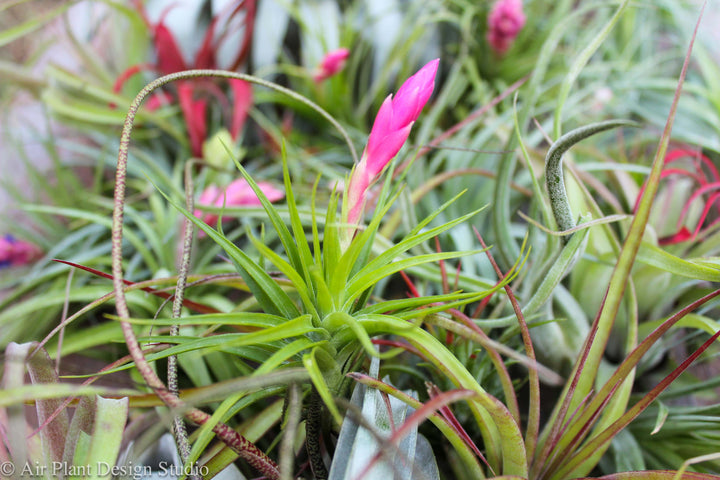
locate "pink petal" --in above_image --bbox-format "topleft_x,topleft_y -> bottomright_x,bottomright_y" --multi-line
145,92 -> 175,111
345,161 -> 372,226
11,241 -> 43,266
256,182 -> 285,203
659,226 -> 693,245
0,236 -> 13,265
366,96 -> 395,162
0,235 -> 42,267
222,178 -> 256,206
194,17 -> 219,69
343,59 -> 438,230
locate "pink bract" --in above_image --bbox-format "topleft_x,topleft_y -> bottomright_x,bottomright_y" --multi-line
345,59 -> 439,227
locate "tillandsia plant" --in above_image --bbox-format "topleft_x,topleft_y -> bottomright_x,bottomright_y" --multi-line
106,60 -> 533,479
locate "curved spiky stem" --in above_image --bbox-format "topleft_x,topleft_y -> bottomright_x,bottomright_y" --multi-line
545,119 -> 640,239
111,69 -> 350,480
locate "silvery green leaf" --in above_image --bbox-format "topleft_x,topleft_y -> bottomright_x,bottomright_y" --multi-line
329,357 -> 440,480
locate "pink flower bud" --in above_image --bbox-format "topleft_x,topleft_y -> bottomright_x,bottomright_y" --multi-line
487,0 -> 526,54
313,48 -> 350,82
345,59 -> 439,226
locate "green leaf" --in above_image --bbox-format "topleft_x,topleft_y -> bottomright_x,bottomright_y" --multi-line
227,142 -> 305,277
109,311 -> 289,327
0,384 -> 133,407
24,343 -> 70,465
247,234 -> 320,320
281,143 -> 316,286
552,0 -> 633,137
303,348 -> 344,426
637,243 -> 720,281
358,315 -> 527,476
0,1 -> 73,47
73,397 -> 129,480
64,396 -> 96,465
344,250 -> 484,310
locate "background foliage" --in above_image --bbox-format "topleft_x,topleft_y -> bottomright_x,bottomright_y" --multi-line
1,0 -> 719,479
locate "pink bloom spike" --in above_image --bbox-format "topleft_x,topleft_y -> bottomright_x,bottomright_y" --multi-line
487,0 -> 526,54
313,48 -> 350,82
344,59 -> 439,228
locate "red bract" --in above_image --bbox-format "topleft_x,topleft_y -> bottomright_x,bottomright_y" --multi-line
345,59 -> 439,227
635,147 -> 720,245
114,1 -> 256,157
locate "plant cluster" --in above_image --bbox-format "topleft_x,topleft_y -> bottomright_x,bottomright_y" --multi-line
1,1 -> 719,479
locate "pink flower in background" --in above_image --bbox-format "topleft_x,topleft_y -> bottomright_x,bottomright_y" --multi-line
314,48 -> 350,82
487,0 -> 526,54
344,59 -> 439,227
194,179 -> 284,226
0,235 -> 42,268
